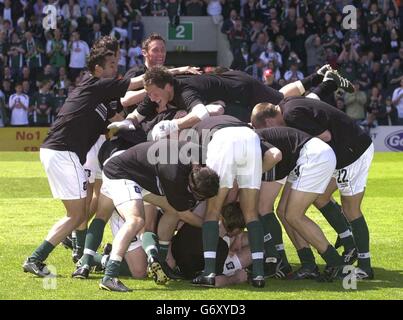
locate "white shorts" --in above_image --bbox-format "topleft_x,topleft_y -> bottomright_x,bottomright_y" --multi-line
109,210 -> 143,252
287,138 -> 336,193
206,127 -> 262,189
334,143 -> 374,196
40,148 -> 88,200
84,135 -> 106,183
101,173 -> 144,207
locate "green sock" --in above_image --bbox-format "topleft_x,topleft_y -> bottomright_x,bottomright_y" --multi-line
119,259 -> 132,277
297,247 -> 316,268
260,213 -> 288,263
104,259 -> 121,278
246,220 -> 265,277
202,221 -> 219,275
92,253 -> 104,268
75,229 -> 87,255
158,241 -> 169,262
350,216 -> 371,270
80,219 -> 106,267
71,232 -> 77,251
320,245 -> 343,267
142,232 -> 159,259
30,240 -> 55,262
319,201 -> 355,250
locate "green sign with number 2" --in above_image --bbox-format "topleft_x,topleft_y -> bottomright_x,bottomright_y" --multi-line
168,22 -> 193,41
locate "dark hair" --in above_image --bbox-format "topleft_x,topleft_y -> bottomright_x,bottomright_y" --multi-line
221,202 -> 245,233
143,66 -> 174,89
92,35 -> 119,54
87,36 -> 118,72
142,33 -> 165,52
189,166 -> 219,200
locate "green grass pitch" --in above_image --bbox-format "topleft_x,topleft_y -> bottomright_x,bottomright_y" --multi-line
0,152 -> 402,300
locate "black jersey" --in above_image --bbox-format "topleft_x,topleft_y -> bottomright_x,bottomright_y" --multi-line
257,127 -> 312,180
98,109 -> 183,166
280,96 -> 372,169
103,140 -> 199,211
41,73 -> 130,164
136,70 -> 284,119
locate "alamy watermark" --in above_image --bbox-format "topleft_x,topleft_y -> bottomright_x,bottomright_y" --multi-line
42,265 -> 57,290
42,5 -> 57,31
342,5 -> 357,30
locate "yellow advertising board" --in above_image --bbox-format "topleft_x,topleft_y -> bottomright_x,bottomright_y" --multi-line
0,127 -> 49,151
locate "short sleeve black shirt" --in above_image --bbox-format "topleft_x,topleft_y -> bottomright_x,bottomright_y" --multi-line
280,96 -> 372,169
103,140 -> 199,211
257,127 -> 312,180
42,73 -> 130,164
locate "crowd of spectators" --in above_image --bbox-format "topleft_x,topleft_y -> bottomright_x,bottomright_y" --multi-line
0,0 -> 403,128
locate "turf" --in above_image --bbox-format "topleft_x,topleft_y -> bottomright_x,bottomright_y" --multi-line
0,152 -> 402,300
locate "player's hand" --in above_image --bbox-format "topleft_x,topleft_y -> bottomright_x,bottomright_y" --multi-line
151,120 -> 179,140
107,119 -> 135,136
178,66 -> 201,75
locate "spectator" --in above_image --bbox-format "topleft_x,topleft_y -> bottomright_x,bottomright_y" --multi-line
283,61 -> 304,84
68,31 -> 90,82
167,0 -> 181,28
250,31 -> 267,61
242,0 -> 259,24
7,32 -> 24,77
231,42 -> 253,71
387,58 -> 403,92
305,34 -> 326,75
384,96 -> 399,125
121,0 -> 136,24
244,58 -> 264,81
31,80 -> 54,127
89,22 -> 103,46
207,0 -> 222,24
344,81 -> 367,125
129,12 -> 144,45
392,78 -> 403,125
263,68 -> 280,90
150,0 -> 168,17
46,29 -> 68,68
365,86 -> 384,130
117,40 -> 128,76
184,0 -> 205,16
0,92 -> 9,127
23,31 -> 44,78
52,85 -> 67,118
62,0 -> 82,21
128,39 -> 143,68
228,18 -> 248,57
110,18 -> 128,42
335,97 -> 345,112
221,9 -> 238,37
8,82 -> 29,127
259,41 -> 282,69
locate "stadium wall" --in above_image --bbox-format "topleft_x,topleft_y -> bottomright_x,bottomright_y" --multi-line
0,127 -> 403,152
142,16 -> 233,67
